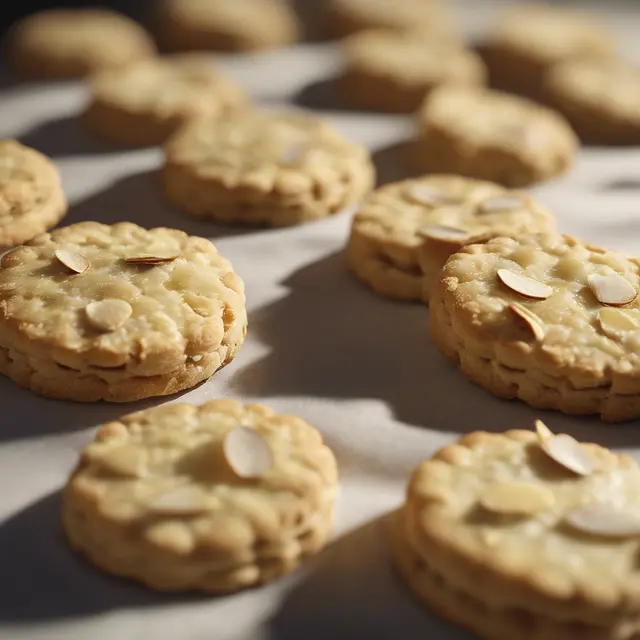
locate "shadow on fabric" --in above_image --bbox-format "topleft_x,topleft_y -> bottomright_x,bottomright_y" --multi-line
66,169 -> 268,239
266,513 -> 469,640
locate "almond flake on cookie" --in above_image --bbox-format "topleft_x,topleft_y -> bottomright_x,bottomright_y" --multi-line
223,426 -> 274,479
54,249 -> 90,274
497,268 -> 553,299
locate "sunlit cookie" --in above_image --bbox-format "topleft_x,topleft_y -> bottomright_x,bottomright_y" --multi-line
83,55 -> 248,147
162,112 -> 375,226
347,175 -> 554,302
63,400 -> 338,592
393,427 -> 640,639
0,222 -> 246,402
431,233 -> 640,420
411,86 -> 577,188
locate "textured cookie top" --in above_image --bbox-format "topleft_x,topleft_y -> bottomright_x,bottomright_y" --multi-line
409,429 -> 640,618
419,86 -> 577,155
68,400 -> 338,553
160,0 -> 299,41
8,9 -> 156,72
0,222 -> 245,374
546,58 -> 640,122
89,55 -> 246,119
439,233 -> 640,388
489,5 -> 613,62
342,30 -> 485,85
0,140 -> 63,225
164,112 -> 372,186
329,0 -> 451,33
352,175 -> 554,249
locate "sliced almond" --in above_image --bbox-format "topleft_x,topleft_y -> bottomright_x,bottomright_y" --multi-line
85,299 -> 132,332
97,445 -> 146,478
478,195 -> 525,214
598,307 -> 640,334
125,254 -> 179,265
223,426 -> 273,479
54,249 -> 90,274
497,269 -> 553,300
534,419 -> 554,443
406,184 -> 459,207
418,225 -> 470,245
588,273 -> 637,306
508,303 -> 545,341
149,486 -> 212,515
480,481 -> 555,516
541,434 -> 595,476
565,505 -> 640,538
188,354 -> 203,363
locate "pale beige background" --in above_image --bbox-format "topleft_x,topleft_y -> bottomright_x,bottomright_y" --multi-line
0,1 -> 640,638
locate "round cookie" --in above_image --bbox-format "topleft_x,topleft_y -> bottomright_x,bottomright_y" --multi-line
162,112 -> 375,226
5,9 -> 156,80
326,0 -> 452,38
430,233 -> 640,421
412,86 -> 578,188
83,55 -> 248,148
156,0 -> 299,53
393,428 -> 640,640
62,399 -> 339,592
0,140 -> 67,247
347,176 -> 555,303
0,222 -> 246,402
544,58 -> 640,146
336,30 -> 486,113
479,4 -> 614,100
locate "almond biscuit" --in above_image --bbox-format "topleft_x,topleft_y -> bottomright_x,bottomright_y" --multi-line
393,428 -> 640,639
412,86 -> 578,188
62,399 -> 339,592
83,55 -> 248,148
0,140 -> 67,247
430,233 -> 640,421
5,9 -> 156,79
544,58 -> 640,146
347,175 -> 555,303
0,222 -> 246,402
479,3 -> 614,101
156,0 -> 299,53
336,30 -> 485,113
162,112 -> 375,226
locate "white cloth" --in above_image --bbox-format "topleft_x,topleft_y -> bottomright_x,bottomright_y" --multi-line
1,1 -> 640,638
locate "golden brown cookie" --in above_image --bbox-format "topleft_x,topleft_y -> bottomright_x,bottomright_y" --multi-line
0,140 -> 67,247
83,55 -> 248,148
156,0 -> 299,53
162,112 -> 375,227
430,233 -> 640,421
62,399 -> 339,592
5,9 -> 156,79
544,58 -> 640,146
335,30 -> 485,113
479,3 -> 614,100
347,175 -> 555,303
0,222 -> 246,402
411,86 -> 578,188
326,0 -> 452,39
393,427 -> 640,640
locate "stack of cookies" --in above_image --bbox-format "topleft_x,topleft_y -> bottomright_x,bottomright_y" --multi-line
393,425 -> 640,640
